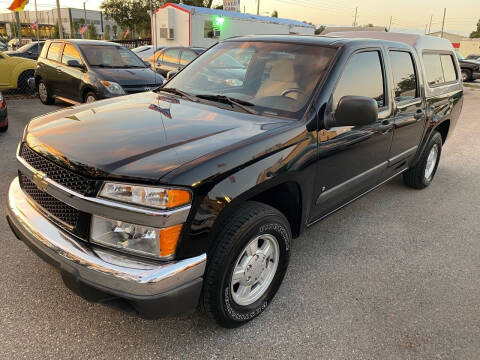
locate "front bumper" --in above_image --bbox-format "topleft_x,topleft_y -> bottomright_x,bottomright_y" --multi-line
6,178 -> 206,318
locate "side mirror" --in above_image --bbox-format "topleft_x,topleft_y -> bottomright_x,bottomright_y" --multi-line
67,59 -> 83,68
144,60 -> 151,68
327,96 -> 378,129
27,50 -> 32,55
166,69 -> 178,80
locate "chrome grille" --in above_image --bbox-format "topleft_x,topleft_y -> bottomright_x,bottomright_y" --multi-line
20,144 -> 95,195
19,172 -> 79,228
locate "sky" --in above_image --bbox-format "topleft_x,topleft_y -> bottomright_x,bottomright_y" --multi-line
0,0 -> 478,36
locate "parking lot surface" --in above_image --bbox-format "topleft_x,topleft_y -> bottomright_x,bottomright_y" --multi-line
1,89 -> 479,359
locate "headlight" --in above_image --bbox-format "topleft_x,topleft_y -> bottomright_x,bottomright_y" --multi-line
100,80 -> 125,95
90,215 -> 182,259
99,182 -> 191,209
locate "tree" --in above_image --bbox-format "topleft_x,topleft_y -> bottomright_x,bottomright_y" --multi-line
71,20 -> 81,38
271,10 -> 278,18
112,24 -> 118,39
470,19 -> 480,38
87,24 -> 98,39
314,25 -> 325,35
101,0 -> 214,38
104,24 -> 111,40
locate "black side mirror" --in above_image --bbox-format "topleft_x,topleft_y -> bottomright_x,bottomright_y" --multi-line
166,70 -> 179,80
326,96 -> 378,129
67,59 -> 83,68
144,60 -> 151,68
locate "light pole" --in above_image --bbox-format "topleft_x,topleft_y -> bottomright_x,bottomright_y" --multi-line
56,0 -> 63,38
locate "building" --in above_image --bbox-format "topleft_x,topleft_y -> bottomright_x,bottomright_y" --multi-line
320,26 -> 386,35
0,8 -> 116,39
458,39 -> 480,57
428,31 -> 465,49
152,3 -> 314,48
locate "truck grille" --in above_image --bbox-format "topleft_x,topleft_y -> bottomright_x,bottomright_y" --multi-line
20,144 -> 95,195
19,172 -> 80,229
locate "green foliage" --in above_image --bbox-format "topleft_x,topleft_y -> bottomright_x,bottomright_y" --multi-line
87,24 -> 98,39
101,0 -> 214,38
271,10 -> 278,18
315,25 -> 325,35
470,19 -> 480,38
104,24 -> 111,40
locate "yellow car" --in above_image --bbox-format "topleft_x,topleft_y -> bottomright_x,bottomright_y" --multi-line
0,51 -> 36,91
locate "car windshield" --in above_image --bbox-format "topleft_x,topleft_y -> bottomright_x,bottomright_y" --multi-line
15,43 -> 34,52
79,44 -> 146,68
167,41 -> 336,119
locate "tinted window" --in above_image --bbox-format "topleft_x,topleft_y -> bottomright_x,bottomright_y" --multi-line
180,50 -> 197,65
47,42 -> 63,61
440,54 -> 457,82
423,54 -> 444,86
389,51 -> 418,102
334,51 -> 385,108
162,48 -> 180,64
62,44 -> 82,65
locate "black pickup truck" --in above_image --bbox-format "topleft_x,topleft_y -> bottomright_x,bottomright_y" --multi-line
456,52 -> 480,81
7,33 -> 463,328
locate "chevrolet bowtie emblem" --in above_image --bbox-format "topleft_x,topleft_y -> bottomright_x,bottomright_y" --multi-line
32,171 -> 48,192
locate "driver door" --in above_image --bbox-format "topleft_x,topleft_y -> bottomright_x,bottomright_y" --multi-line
310,49 -> 394,222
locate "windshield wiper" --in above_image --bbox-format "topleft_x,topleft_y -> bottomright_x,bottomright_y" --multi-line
90,64 -> 115,68
195,94 -> 258,114
157,87 -> 199,102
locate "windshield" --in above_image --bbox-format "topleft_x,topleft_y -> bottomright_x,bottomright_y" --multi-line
79,44 -> 145,68
15,43 -> 34,52
167,41 -> 337,119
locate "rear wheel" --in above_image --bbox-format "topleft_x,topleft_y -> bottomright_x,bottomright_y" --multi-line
84,91 -> 97,103
202,201 -> 291,328
461,69 -> 472,82
403,131 -> 442,189
0,123 -> 7,133
38,80 -> 54,105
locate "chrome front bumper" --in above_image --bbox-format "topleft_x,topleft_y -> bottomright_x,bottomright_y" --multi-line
6,177 -> 206,300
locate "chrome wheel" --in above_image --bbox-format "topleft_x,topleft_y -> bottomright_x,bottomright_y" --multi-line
85,95 -> 96,103
424,144 -> 439,180
230,234 -> 279,306
39,82 -> 48,102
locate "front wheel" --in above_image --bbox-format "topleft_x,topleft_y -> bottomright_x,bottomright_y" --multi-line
202,201 -> 291,328
403,131 -> 442,189
461,69 -> 472,82
38,80 -> 54,105
84,91 -> 97,103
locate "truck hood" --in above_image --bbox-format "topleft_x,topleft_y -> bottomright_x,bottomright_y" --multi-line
25,91 -> 288,183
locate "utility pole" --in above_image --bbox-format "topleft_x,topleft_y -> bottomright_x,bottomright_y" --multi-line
440,8 -> 446,38
14,12 -> 22,43
83,1 -> 87,39
388,16 -> 392,31
34,0 -> 40,45
56,0 -> 63,38
428,14 -> 432,34
353,7 -> 358,27
257,0 -> 260,16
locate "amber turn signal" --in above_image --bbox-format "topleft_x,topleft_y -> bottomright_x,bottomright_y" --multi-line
159,224 -> 183,257
166,189 -> 191,208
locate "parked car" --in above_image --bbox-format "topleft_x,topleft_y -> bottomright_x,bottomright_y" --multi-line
7,34 -> 462,328
455,52 -> 480,81
132,45 -> 165,60
0,92 -> 7,132
149,46 -> 205,76
4,41 -> 45,60
34,39 -> 164,105
0,51 -> 36,92
465,54 -> 480,61
7,38 -> 32,51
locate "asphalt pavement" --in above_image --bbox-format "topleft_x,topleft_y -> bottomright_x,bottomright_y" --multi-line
0,90 -> 479,359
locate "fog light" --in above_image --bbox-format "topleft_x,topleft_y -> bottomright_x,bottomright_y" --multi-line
90,216 -> 181,259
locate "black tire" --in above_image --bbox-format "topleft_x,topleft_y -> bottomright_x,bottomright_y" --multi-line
403,131 -> 442,189
202,201 -> 291,328
461,69 -> 472,82
0,124 -> 7,133
84,91 -> 97,103
38,79 -> 54,105
17,70 -> 34,94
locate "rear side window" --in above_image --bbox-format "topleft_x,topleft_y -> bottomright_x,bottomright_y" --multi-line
334,51 -> 385,108
389,51 -> 418,102
62,44 -> 82,65
162,48 -> 180,64
440,54 -> 457,82
46,42 -> 63,61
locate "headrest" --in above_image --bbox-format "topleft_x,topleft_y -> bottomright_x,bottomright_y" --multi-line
269,58 -> 295,82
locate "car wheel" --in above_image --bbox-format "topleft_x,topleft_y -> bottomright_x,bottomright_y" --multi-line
0,123 -> 7,133
461,69 -> 472,82
202,201 -> 291,328
38,80 -> 54,105
403,131 -> 442,189
84,91 -> 97,103
18,70 -> 34,94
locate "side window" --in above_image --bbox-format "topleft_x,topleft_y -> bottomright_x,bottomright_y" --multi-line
62,44 -> 82,65
423,54 -> 444,86
180,50 -> 197,65
334,51 -> 385,108
440,54 -> 457,83
46,42 -> 62,61
389,51 -> 418,102
162,48 -> 180,64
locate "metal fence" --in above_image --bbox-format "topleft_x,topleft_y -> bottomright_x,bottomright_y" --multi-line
3,69 -> 36,99
111,38 -> 152,49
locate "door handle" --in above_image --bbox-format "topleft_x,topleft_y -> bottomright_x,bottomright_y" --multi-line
379,119 -> 393,132
414,110 -> 425,120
